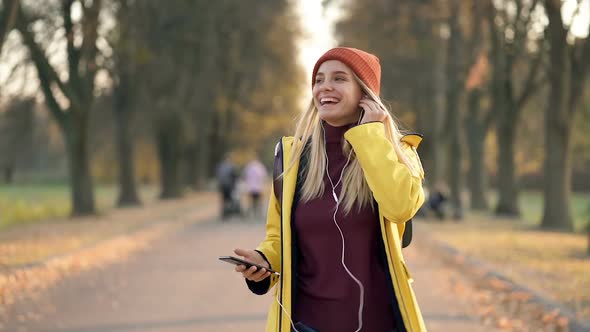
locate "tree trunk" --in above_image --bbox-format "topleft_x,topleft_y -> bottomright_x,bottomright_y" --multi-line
540,0 -> 590,231
113,84 -> 140,207
111,0 -> 140,207
540,28 -> 573,230
445,0 -> 464,220
156,115 -> 183,199
541,123 -> 573,230
415,88 -> 444,189
3,166 -> 14,183
448,114 -> 463,220
195,108 -> 213,190
208,110 -> 225,180
465,89 -> 489,210
494,98 -> 520,216
428,67 -> 446,189
467,136 -> 488,210
64,111 -> 96,216
183,143 -> 198,189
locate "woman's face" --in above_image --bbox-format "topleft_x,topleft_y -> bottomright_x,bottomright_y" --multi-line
313,60 -> 364,127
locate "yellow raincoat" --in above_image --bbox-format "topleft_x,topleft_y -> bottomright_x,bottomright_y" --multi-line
253,123 -> 427,331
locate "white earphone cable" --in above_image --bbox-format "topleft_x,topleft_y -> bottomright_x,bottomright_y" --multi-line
323,126 -> 364,332
273,117 -> 365,332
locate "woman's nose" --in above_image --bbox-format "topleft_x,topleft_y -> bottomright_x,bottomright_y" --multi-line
319,80 -> 334,91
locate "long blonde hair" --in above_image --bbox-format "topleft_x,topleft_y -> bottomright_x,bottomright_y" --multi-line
285,74 -> 420,215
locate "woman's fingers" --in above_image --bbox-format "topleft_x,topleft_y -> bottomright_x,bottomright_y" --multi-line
249,267 -> 270,281
236,265 -> 271,282
233,248 -> 271,281
359,99 -> 383,114
234,248 -> 253,260
359,98 -> 387,124
250,266 -> 266,281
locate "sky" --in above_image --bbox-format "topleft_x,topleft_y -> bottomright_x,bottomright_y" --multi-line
294,0 -> 339,84
563,0 -> 590,37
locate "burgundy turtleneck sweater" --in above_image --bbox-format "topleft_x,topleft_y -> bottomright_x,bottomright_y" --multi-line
292,122 -> 396,332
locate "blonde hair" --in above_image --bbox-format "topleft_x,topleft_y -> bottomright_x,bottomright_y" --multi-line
285,74 -> 420,215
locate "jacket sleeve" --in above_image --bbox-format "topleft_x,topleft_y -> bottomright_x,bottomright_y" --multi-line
344,122 -> 425,223
245,182 -> 281,294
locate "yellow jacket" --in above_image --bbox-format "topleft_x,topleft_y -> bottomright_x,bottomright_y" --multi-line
254,123 -> 427,331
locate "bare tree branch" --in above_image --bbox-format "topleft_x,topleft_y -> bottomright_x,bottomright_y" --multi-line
0,0 -> 19,54
516,40 -> 545,109
79,0 -> 101,101
568,9 -> 590,116
513,0 -> 541,61
465,0 -> 485,71
63,0 -> 80,91
15,7 -> 77,122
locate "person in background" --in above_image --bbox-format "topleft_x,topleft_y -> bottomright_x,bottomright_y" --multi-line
427,181 -> 448,220
216,154 -> 239,220
242,156 -> 268,218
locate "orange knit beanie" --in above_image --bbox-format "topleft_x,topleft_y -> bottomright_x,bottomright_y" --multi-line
312,47 -> 382,96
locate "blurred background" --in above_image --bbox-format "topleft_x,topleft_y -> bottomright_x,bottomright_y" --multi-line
0,0 -> 589,328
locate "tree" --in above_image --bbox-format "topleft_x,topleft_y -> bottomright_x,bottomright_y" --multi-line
110,0 -> 141,206
444,0 -> 468,220
487,0 -> 545,217
332,0 -> 444,185
129,0 -> 302,196
464,54 -> 494,210
0,96 -> 34,183
15,0 -> 103,216
541,0 -> 590,231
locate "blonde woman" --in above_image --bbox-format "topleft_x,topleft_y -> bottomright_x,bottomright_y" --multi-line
234,47 -> 426,332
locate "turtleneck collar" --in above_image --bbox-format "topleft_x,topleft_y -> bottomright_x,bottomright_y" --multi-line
322,121 -> 355,144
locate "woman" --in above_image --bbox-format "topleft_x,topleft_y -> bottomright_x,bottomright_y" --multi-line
234,47 -> 426,332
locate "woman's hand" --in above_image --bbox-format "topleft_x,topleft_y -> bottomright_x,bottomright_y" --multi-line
233,248 -> 272,282
359,97 -> 387,124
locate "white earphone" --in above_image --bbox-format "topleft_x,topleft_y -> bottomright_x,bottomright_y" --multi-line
275,112 -> 365,332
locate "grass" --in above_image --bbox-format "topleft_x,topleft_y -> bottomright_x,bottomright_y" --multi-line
0,183 -> 159,229
519,191 -> 590,232
420,191 -> 590,322
0,190 -> 216,267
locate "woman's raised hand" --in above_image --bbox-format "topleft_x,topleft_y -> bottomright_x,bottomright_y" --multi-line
233,248 -> 272,282
359,97 -> 387,124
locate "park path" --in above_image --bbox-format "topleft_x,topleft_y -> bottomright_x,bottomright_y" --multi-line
1,198 -> 497,332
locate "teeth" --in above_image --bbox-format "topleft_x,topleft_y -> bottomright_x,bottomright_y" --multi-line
320,97 -> 339,105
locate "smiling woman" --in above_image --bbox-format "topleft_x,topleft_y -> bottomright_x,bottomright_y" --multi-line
313,61 -> 364,126
234,46 -> 427,332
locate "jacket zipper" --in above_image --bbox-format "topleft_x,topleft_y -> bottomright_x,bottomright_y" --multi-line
278,140 -> 284,332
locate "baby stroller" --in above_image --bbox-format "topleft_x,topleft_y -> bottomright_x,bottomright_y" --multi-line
220,181 -> 243,220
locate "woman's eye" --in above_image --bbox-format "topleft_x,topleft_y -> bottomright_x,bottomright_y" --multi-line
335,76 -> 345,81
315,78 -> 323,84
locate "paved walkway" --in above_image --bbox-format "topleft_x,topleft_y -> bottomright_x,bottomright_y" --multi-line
1,203 -> 497,332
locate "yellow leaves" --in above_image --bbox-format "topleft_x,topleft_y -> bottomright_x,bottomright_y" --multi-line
0,192 -> 218,318
423,212 -> 590,322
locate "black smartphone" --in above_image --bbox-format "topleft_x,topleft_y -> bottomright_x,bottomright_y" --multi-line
218,255 -> 280,276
